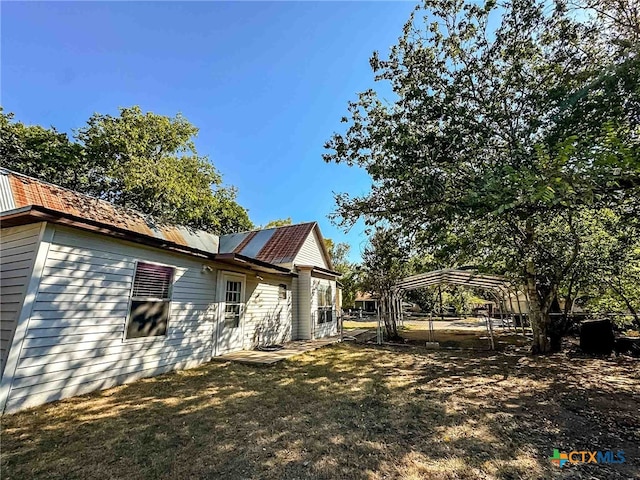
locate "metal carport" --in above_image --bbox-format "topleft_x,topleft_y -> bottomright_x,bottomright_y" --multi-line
392,269 -> 530,349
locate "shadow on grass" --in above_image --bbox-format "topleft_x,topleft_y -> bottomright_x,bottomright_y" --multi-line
2,344 -> 638,480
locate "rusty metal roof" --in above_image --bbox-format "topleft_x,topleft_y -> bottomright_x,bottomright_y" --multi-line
0,170 -> 331,278
219,222 -> 317,265
0,169 -> 220,255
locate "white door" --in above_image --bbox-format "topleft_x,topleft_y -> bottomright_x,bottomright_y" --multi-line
215,272 -> 245,355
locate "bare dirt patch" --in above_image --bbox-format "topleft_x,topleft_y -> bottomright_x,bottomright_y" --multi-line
401,327 -> 529,351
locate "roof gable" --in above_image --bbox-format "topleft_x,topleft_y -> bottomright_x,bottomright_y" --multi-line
293,225 -> 331,269
219,222 -> 313,265
219,222 -> 333,269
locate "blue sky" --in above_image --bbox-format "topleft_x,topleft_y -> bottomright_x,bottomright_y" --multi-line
2,1 -> 417,262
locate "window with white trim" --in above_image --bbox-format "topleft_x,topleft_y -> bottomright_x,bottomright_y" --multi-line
224,280 -> 243,328
126,262 -> 174,339
317,284 -> 333,324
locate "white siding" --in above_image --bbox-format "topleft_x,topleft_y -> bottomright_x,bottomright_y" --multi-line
4,226 -> 218,413
296,270 -> 312,340
242,275 -> 292,348
293,229 -> 328,269
0,224 -> 43,377
311,276 -> 338,339
291,277 -> 299,339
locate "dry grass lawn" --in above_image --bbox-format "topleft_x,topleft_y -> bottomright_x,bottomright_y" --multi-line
2,344 -> 638,480
344,319 -> 380,329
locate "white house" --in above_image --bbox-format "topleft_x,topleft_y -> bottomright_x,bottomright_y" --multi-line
219,222 -> 340,340
0,169 -> 340,414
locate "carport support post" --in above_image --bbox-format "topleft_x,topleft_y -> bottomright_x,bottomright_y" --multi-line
487,291 -> 500,350
499,291 -> 509,331
438,285 -> 444,321
487,310 -> 495,350
498,291 -> 508,330
377,302 -> 382,345
507,289 -> 515,329
523,289 -> 532,330
514,289 -> 526,336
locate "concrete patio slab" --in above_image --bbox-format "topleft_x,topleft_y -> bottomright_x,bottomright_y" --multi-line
341,328 -> 369,338
341,328 -> 375,342
214,337 -> 340,365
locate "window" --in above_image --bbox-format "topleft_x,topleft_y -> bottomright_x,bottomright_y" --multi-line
317,284 -> 333,324
126,262 -> 174,339
224,280 -> 243,328
278,284 -> 287,300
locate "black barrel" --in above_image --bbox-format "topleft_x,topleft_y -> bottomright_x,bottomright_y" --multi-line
580,319 -> 615,355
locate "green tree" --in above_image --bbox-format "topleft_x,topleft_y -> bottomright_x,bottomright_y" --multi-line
324,238 -> 351,270
263,218 -> 292,228
77,106 -> 252,233
1,107 -> 253,234
568,207 -> 640,325
324,238 -> 360,309
360,229 -> 408,339
0,109 -> 87,190
324,0 -> 640,352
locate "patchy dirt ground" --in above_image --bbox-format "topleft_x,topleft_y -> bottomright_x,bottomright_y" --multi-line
2,344 -> 638,480
345,318 -> 529,350
400,327 -> 529,351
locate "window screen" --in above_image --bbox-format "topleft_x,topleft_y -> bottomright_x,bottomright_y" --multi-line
317,284 -> 333,324
224,280 -> 242,328
126,262 -> 174,339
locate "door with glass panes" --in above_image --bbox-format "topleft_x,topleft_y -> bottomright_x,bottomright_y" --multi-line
216,272 -> 245,355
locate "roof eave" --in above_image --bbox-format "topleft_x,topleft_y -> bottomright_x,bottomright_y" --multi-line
296,264 -> 342,278
1,206 -> 295,277
214,253 -> 297,277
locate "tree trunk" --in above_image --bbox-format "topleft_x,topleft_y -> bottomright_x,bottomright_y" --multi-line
525,220 -> 551,354
562,276 -> 575,322
526,272 -> 551,354
379,290 -> 401,341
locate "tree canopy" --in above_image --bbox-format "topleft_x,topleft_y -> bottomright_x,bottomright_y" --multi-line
0,110 -> 86,190
1,106 -> 253,234
324,0 -> 640,352
262,218 -> 293,229
324,238 -> 361,309
359,229 -> 409,339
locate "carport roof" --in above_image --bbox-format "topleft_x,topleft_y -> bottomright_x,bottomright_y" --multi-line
396,269 -> 515,292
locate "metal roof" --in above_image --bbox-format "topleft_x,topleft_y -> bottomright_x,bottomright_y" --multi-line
396,269 -> 515,292
219,222 -> 320,266
218,231 -> 251,253
0,169 -> 331,277
241,229 -> 278,258
0,168 -> 220,254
